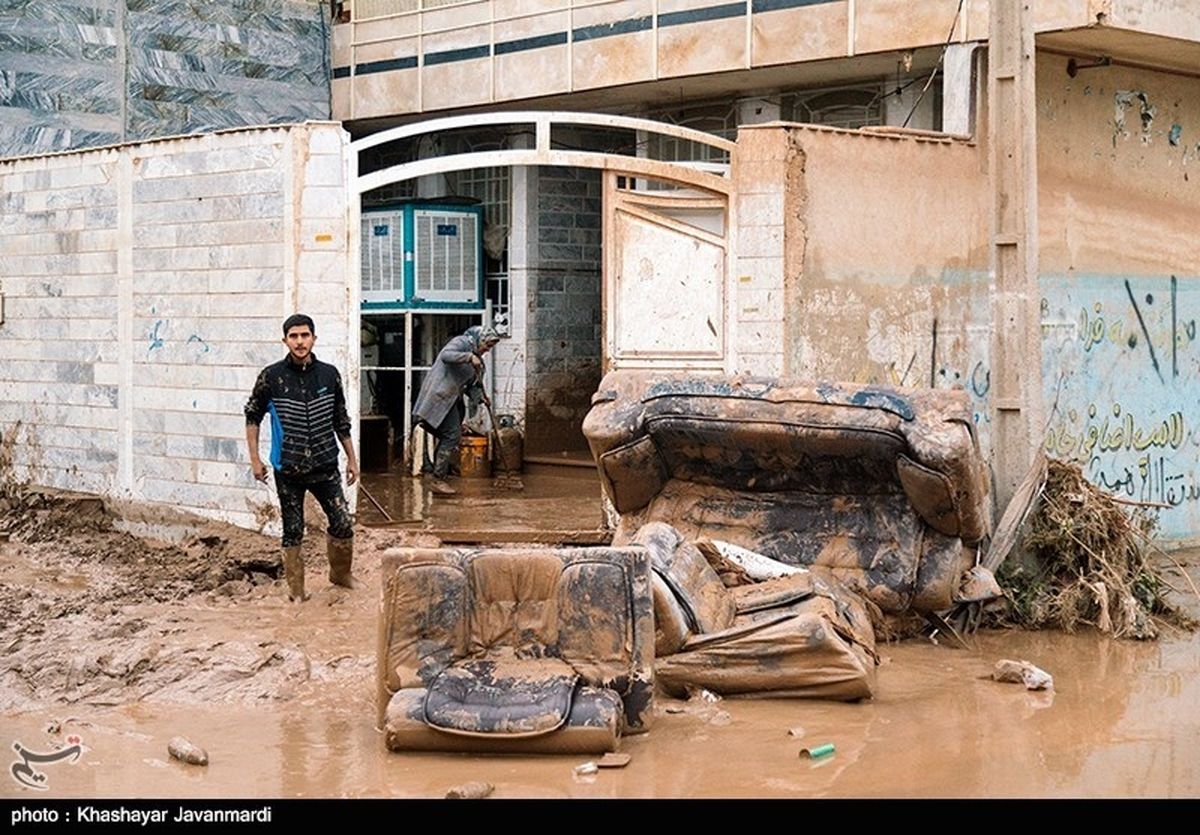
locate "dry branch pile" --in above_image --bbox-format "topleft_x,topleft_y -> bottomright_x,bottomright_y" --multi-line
995,458 -> 1194,639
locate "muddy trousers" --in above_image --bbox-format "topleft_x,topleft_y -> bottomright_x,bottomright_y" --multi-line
275,467 -> 354,548
426,401 -> 464,480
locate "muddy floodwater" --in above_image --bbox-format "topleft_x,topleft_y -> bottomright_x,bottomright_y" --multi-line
2,483 -> 1198,800
5,630 -> 1198,799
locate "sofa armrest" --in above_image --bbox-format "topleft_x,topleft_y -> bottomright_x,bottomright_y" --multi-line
376,549 -> 469,727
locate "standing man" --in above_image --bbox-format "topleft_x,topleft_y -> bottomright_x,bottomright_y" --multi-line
245,314 -> 360,602
413,324 -> 500,496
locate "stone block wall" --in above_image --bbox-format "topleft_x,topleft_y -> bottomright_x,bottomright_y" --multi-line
0,145 -> 122,494
0,0 -> 124,156
525,164 -> 602,455
0,122 -> 353,534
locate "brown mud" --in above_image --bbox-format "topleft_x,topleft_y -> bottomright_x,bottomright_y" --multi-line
2,487 -> 1199,798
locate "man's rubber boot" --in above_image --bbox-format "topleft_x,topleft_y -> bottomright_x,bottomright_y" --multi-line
327,534 -> 356,589
282,546 -> 308,602
430,478 -> 457,496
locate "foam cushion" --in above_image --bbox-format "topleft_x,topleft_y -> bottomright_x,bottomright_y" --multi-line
424,652 -> 579,738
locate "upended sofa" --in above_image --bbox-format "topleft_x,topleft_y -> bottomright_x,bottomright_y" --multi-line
583,371 -> 993,616
377,546 -> 654,753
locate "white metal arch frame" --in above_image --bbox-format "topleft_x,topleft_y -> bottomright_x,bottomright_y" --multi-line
349,110 -> 736,195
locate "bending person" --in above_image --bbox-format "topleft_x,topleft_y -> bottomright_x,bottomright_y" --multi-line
412,325 -> 500,496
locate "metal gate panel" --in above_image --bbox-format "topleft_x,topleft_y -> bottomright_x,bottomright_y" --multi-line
604,174 -> 729,371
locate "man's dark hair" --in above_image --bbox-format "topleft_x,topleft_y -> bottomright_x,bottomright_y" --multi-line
282,313 -> 315,336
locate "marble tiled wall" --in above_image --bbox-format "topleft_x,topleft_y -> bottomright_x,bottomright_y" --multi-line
0,0 -> 330,159
0,0 -> 123,155
0,123 -> 352,533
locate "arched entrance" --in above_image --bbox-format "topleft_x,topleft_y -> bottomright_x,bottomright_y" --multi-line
349,111 -> 736,467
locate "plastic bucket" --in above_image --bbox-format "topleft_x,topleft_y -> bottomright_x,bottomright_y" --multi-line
458,435 -> 491,478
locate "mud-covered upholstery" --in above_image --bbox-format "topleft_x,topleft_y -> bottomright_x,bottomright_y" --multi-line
584,372 -> 992,614
635,522 -> 877,700
377,547 -> 654,754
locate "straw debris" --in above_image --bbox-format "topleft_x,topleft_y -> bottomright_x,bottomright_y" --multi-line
994,458 -> 1194,639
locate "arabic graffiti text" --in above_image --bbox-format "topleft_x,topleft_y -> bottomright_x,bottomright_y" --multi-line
1089,454 -> 1200,508
1045,402 -> 1185,460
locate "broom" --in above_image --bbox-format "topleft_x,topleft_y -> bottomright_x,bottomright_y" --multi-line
476,363 -> 523,491
484,397 -> 524,491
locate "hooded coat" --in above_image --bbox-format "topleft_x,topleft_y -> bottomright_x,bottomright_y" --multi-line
412,326 -> 490,429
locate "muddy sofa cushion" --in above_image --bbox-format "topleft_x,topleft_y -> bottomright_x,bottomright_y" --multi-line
386,687 -> 622,754
378,550 -> 470,698
731,568 -> 878,657
594,435 -> 669,514
731,571 -> 815,614
466,551 -> 564,654
633,522 -> 736,635
424,652 -> 580,737
654,604 -> 877,701
617,480 -> 927,613
631,521 -> 876,700
555,549 -> 656,733
585,372 -> 989,540
650,572 -> 692,656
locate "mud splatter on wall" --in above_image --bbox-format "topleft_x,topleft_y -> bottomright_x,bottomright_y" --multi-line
774,125 -> 993,451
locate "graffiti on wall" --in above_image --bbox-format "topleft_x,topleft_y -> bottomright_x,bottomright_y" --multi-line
1042,274 -> 1199,539
837,277 -> 994,440
934,356 -> 991,432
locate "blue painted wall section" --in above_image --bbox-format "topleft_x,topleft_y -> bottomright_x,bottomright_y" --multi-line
1042,274 -> 1200,541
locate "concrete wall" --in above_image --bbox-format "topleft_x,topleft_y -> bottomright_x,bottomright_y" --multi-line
525,164 -> 602,455
1108,0 -> 1200,42
335,0 -> 1200,120
1,0 -> 330,159
1037,52 -> 1200,541
735,123 -> 992,424
729,126 -> 791,378
0,123 -> 354,534
733,51 -> 1200,543
334,0 -> 1004,120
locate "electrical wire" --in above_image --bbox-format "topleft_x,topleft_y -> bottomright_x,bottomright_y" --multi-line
867,74 -> 922,111
901,0 -> 967,129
